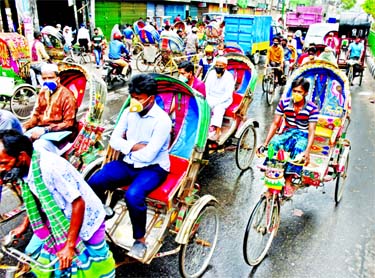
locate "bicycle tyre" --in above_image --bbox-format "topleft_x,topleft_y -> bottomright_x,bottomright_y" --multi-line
243,195 -> 280,266
179,205 -> 219,278
235,125 -> 257,170
335,153 -> 349,205
136,51 -> 150,72
10,85 -> 37,120
264,76 -> 275,105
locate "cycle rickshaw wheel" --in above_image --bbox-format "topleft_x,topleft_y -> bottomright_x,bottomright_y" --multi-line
136,51 -> 151,72
335,153 -> 349,205
263,75 -> 275,105
179,205 -> 219,278
10,85 -> 37,120
243,196 -> 280,266
235,125 -> 257,170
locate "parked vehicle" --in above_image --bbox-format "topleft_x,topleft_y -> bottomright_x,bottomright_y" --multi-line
286,6 -> 323,33
224,15 -> 273,65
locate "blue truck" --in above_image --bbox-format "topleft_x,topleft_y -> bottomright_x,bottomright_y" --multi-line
224,15 -> 276,64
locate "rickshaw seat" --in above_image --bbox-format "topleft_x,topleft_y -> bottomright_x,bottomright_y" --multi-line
120,155 -> 189,205
225,92 -> 242,118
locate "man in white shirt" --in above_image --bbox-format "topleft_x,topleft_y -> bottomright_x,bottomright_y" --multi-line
205,56 -> 235,141
77,24 -> 91,52
88,74 -> 171,259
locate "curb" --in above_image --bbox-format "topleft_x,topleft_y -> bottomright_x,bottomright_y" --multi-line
366,49 -> 375,79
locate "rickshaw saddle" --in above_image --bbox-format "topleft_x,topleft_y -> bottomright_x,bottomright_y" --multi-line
120,155 -> 189,205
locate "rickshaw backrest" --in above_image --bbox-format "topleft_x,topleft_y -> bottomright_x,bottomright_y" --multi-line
154,80 -> 202,159
137,25 -> 160,44
160,35 -> 184,53
227,60 -> 252,95
284,63 -> 349,118
59,69 -> 87,107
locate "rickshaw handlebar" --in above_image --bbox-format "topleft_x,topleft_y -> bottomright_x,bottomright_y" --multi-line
1,233 -> 59,271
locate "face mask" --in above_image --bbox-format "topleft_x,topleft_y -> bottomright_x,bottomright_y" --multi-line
206,55 -> 213,60
218,50 -> 224,56
178,74 -> 189,83
273,43 -> 279,46
129,96 -> 151,113
43,81 -> 58,92
292,92 -> 304,103
214,66 -> 225,75
0,168 -> 21,184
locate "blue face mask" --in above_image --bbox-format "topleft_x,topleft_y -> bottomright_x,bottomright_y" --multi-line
43,81 -> 58,92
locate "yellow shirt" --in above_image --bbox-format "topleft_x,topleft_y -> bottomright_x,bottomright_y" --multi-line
267,45 -> 284,64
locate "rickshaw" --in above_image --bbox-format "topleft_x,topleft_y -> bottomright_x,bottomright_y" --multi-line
0,62 -> 107,224
135,24 -> 162,72
80,73 -> 218,277
152,33 -> 188,75
205,21 -> 223,46
243,60 -> 351,266
336,13 -> 370,86
41,26 -> 65,61
0,73 -> 219,278
205,53 -> 259,170
0,32 -> 37,120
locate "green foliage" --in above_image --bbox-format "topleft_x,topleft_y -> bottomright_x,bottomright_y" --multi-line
340,0 -> 356,10
362,0 -> 375,19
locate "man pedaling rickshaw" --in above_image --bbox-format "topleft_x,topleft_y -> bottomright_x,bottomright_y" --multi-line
108,33 -> 130,77
266,36 -> 284,85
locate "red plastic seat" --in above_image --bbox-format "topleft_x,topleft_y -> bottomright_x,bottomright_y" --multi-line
121,155 -> 189,205
225,92 -> 242,118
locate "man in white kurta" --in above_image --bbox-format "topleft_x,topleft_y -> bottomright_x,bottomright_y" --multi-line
205,56 -> 235,141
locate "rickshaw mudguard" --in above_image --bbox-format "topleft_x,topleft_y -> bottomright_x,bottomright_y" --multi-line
175,194 -> 218,245
234,118 -> 259,139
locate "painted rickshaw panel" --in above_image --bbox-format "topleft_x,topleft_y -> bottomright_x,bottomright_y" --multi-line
0,32 -> 30,79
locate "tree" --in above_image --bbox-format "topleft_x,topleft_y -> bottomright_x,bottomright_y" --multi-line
340,0 -> 356,10
362,0 -> 375,19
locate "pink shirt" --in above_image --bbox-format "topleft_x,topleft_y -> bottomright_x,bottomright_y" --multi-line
192,77 -> 206,97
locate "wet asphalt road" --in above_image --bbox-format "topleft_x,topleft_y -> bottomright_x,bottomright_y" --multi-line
0,60 -> 374,278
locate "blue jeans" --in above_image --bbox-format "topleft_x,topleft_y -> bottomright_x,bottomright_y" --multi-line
93,48 -> 102,66
88,160 -> 168,239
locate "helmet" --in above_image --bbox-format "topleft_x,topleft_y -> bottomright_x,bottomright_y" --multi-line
113,33 -> 122,40
205,45 -> 214,53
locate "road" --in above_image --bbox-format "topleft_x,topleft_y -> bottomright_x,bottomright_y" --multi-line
1,60 -> 374,278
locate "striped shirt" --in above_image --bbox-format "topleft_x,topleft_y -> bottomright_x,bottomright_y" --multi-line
276,97 -> 319,130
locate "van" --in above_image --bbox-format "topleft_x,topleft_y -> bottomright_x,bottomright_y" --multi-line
304,23 -> 339,48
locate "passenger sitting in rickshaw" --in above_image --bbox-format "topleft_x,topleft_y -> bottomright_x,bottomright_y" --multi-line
30,31 -> 51,88
281,37 -> 293,78
300,46 -> 317,65
88,74 -> 171,260
215,42 -> 225,57
259,77 -> 319,197
196,45 -> 216,80
205,56 -> 235,141
23,64 -> 78,154
108,33 -> 130,77
178,61 -> 206,96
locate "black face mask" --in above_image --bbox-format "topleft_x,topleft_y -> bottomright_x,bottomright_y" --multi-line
215,67 -> 225,75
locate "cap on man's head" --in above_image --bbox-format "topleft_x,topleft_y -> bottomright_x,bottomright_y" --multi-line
216,56 -> 228,65
192,27 -> 198,32
41,64 -> 59,74
355,38 -> 361,43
